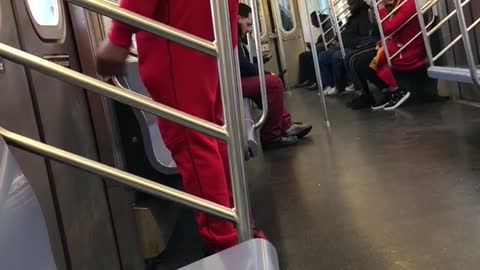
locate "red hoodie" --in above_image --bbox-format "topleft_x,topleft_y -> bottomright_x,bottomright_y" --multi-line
380,0 -> 426,71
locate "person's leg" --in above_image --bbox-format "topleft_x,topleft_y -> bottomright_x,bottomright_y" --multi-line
297,51 -> 313,86
332,49 -> 351,92
138,0 -> 240,253
242,75 -> 290,143
318,48 -> 336,88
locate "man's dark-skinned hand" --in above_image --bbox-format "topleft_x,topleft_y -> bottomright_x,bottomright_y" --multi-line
96,39 -> 130,76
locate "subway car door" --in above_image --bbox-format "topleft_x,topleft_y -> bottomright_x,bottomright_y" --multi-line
0,0 -> 67,269
8,0 -> 121,269
268,0 -> 305,88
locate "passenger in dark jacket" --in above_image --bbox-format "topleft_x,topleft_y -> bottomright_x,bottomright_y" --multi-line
318,0 -> 371,94
238,3 -> 312,148
296,12 -> 332,89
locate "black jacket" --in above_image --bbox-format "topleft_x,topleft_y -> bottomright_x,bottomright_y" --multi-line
238,41 -> 269,77
339,3 -> 371,49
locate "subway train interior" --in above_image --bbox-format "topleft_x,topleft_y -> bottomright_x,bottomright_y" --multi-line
1,0 -> 480,269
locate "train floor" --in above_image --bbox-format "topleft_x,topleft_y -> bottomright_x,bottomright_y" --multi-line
154,88 -> 480,270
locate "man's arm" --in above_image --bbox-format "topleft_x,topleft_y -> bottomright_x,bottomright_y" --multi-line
96,0 -> 158,76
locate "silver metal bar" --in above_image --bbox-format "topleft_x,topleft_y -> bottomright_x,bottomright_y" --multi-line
211,0 -> 252,242
389,15 -> 435,60
316,11 -> 329,50
324,26 -> 335,35
0,43 -> 228,141
335,6 -> 351,18
372,0 -> 392,67
453,0 -> 480,87
67,0 -> 217,56
414,0 -> 435,66
0,126 -> 237,222
233,47 -> 250,157
334,1 -> 350,12
421,0 -> 438,13
427,0 -> 470,37
249,0 -> 268,129
432,18 -> 480,62
303,0 -> 331,127
270,0 -> 290,88
381,0 -> 408,23
328,0 -> 346,57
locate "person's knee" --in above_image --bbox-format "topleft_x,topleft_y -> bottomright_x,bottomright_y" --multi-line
265,75 -> 284,93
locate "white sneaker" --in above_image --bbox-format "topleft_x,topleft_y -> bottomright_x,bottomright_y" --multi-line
324,87 -> 338,96
345,84 -> 356,92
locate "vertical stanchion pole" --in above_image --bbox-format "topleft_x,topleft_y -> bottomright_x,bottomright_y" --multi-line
371,0 -> 392,67
328,0 -> 346,57
414,0 -> 434,66
271,0 -> 291,89
303,0 -> 331,127
248,0 -> 269,129
210,0 -> 253,242
453,0 -> 480,87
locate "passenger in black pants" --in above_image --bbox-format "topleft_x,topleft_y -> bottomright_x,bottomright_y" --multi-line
296,12 -> 332,89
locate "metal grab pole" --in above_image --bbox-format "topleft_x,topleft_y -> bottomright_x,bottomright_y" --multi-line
248,0 -> 268,129
210,0 -> 252,242
371,0 -> 392,67
0,43 -> 227,141
270,0 -> 291,89
303,0 -> 331,127
0,127 -> 237,221
413,0 -> 434,66
328,0 -> 347,57
453,0 -> 480,87
68,0 -> 217,56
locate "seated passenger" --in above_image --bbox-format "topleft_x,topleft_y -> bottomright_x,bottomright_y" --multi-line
318,0 -> 371,95
296,12 -> 332,89
238,3 -> 312,148
347,0 -> 426,110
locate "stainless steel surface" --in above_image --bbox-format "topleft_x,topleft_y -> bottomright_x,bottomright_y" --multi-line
270,0 -> 290,88
453,0 -> 480,87
67,0 -> 217,56
179,239 -> 279,270
432,18 -> 480,62
211,0 -> 252,242
372,0 -> 392,67
415,0 -> 435,66
249,0 -> 268,129
302,0 -> 331,127
0,126 -> 238,222
328,0 -> 346,57
381,0 -> 408,22
0,43 -> 228,141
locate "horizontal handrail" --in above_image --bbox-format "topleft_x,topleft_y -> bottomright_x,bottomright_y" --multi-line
0,43 -> 228,141
432,18 -> 480,62
386,1 -> 433,40
0,127 -> 237,222
427,0 -> 470,37
334,1 -> 350,12
67,0 -> 217,56
380,0 -> 408,23
389,15 -> 435,60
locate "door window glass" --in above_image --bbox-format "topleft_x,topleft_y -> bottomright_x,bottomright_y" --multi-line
26,0 -> 60,26
278,0 -> 296,33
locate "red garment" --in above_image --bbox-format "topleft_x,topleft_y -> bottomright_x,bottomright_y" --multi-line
241,75 -> 292,143
109,0 -> 240,252
374,0 -> 426,86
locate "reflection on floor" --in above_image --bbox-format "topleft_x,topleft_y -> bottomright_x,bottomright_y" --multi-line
157,89 -> 480,270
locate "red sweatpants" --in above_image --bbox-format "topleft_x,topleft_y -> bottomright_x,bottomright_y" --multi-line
109,0 -> 240,252
242,75 -> 293,143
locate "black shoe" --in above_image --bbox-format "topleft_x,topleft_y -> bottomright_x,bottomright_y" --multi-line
350,94 -> 374,110
371,92 -> 392,110
295,80 -> 311,88
307,82 -> 318,90
383,89 -> 411,110
263,136 -> 299,148
284,122 -> 312,139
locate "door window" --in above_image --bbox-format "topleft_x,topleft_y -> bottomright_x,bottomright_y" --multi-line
277,0 -> 296,33
26,0 -> 60,26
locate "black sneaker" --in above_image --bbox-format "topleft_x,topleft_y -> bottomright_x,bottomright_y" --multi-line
295,80 -> 311,88
383,89 -> 411,110
350,94 -> 374,110
371,92 -> 392,110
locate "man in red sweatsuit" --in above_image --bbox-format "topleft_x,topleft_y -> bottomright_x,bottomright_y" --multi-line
96,0 -> 262,253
